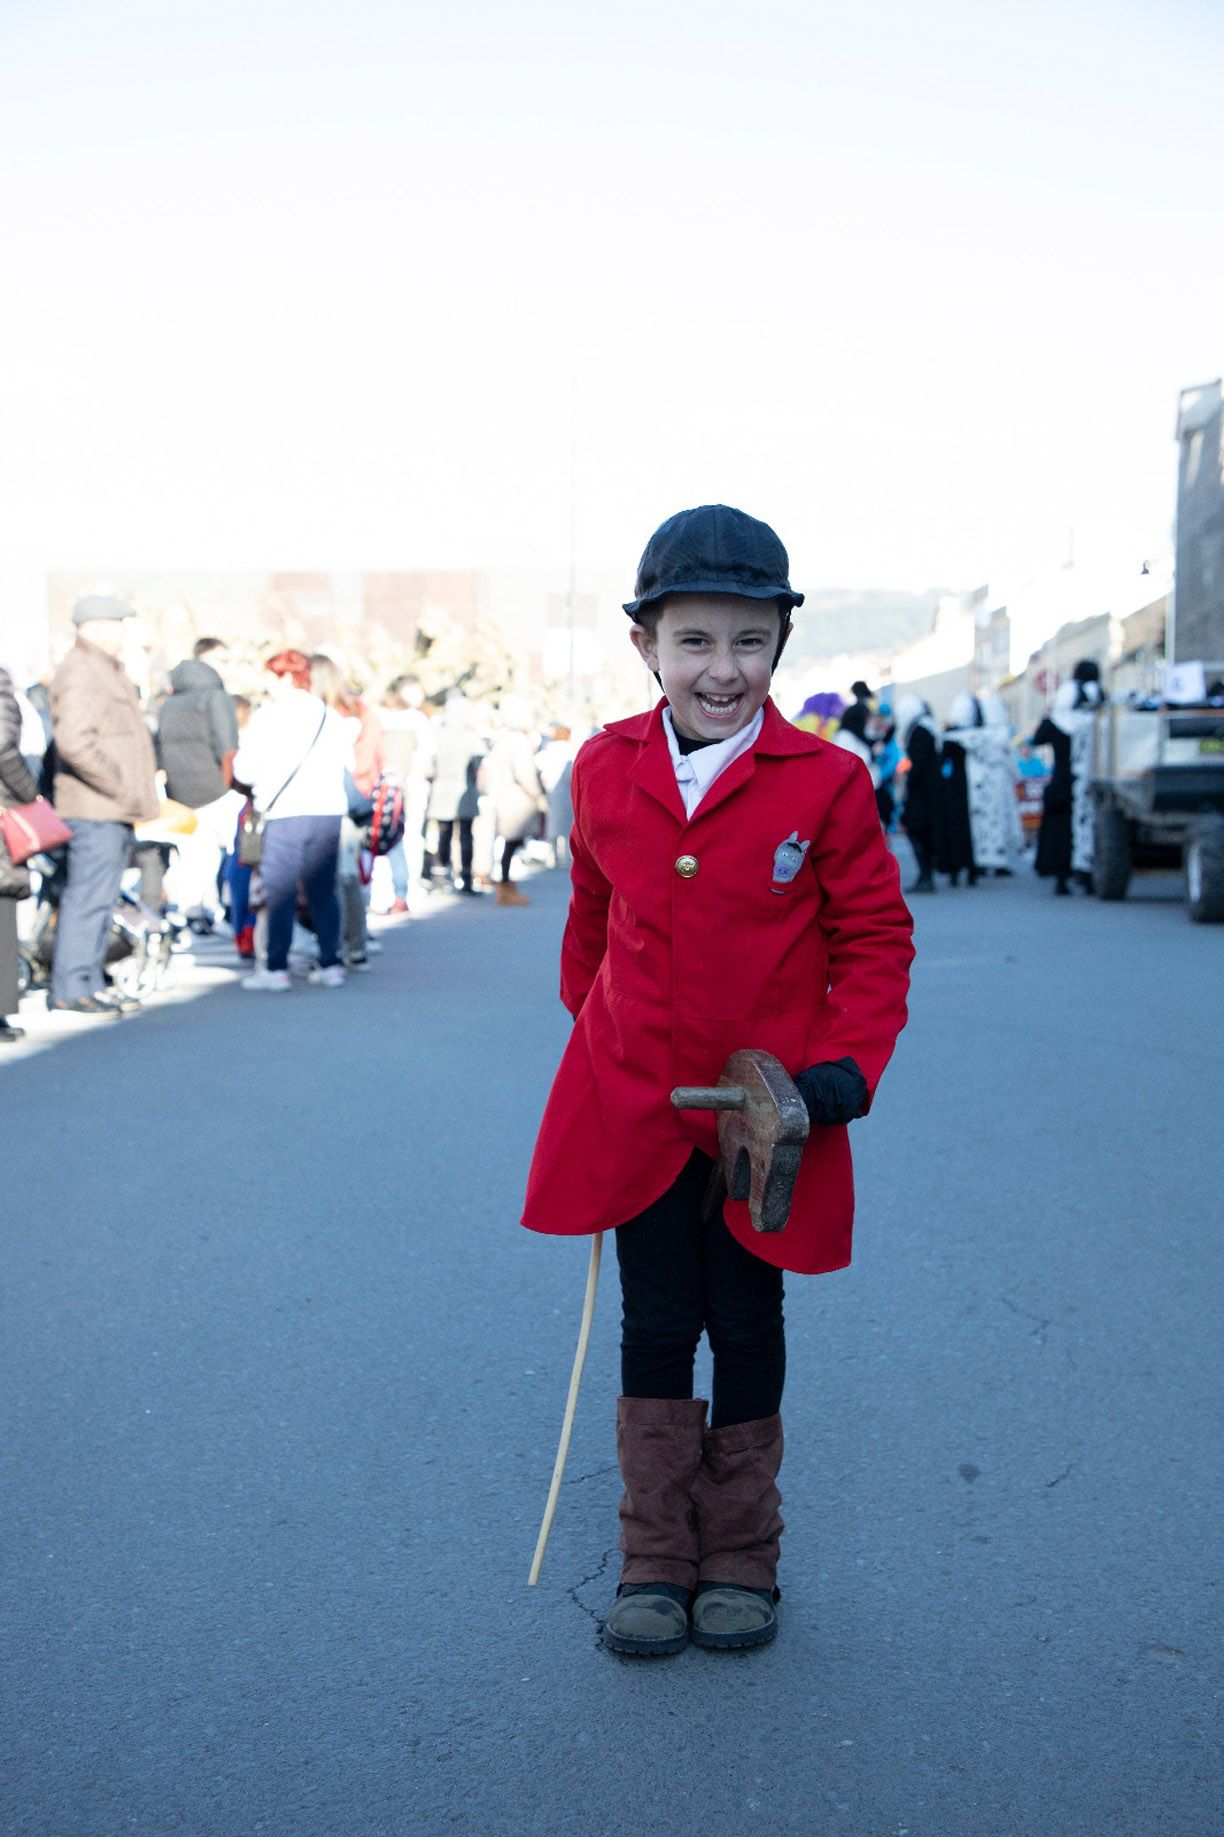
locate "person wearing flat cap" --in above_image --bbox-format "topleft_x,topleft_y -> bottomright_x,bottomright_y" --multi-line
47,595 -> 158,1015
522,504 -> 914,1656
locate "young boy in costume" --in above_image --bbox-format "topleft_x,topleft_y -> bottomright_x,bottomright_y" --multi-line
522,505 -> 914,1655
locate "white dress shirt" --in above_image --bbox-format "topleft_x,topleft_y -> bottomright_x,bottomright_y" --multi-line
662,706 -> 764,819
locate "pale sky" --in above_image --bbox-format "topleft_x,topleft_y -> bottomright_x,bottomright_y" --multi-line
2,0 -> 1222,620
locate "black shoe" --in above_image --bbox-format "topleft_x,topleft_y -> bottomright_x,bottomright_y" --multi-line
908,874 -> 936,894
456,881 -> 485,896
46,995 -> 121,1016
0,1021 -> 24,1043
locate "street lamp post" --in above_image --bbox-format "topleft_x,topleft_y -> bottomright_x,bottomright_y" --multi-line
566,371 -> 578,728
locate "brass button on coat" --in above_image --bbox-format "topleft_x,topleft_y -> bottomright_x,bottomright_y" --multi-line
674,854 -> 699,879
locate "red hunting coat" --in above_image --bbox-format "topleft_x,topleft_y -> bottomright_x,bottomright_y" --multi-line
521,698 -> 914,1275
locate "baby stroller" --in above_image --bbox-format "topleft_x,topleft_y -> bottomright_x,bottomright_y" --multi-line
17,846 -> 181,1002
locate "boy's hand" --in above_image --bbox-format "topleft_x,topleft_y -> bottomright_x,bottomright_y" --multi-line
795,1058 -> 869,1126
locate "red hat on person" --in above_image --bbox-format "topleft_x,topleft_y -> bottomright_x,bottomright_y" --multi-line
265,649 -> 311,689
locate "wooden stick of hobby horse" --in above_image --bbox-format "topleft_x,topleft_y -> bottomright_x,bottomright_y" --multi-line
528,1231 -> 603,1586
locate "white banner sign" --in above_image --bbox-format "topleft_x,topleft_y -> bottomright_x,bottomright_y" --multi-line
1163,661 -> 1207,705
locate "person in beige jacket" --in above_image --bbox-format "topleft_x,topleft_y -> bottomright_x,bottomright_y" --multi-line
48,595 -> 158,1015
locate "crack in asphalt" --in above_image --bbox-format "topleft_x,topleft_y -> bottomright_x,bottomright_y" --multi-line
999,1294 -> 1054,1345
564,1461 -> 619,1488
567,1544 -> 619,1625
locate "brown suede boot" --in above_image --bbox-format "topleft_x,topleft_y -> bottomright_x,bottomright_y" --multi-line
495,880 -> 530,906
690,1413 -> 784,1649
602,1396 -> 708,1656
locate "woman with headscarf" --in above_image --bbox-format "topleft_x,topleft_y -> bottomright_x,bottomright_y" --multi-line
937,695 -> 978,886
943,691 -> 1022,878
895,693 -> 941,893
978,692 -> 1025,871
1032,663 -> 1103,896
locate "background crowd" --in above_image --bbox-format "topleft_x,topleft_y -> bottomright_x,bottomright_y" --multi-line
807,671 -> 1106,899
1,598 -> 1127,1045
0,594 -> 580,1034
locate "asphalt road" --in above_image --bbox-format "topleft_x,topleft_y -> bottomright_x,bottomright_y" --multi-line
1,856 -> 1220,1837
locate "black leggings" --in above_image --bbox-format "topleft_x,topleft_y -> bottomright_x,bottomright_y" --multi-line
615,1151 -> 786,1429
435,818 -> 473,882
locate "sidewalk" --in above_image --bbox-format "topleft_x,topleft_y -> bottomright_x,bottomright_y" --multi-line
0,868 -> 546,1066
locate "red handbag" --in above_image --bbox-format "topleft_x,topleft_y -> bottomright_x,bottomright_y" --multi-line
0,797 -> 73,865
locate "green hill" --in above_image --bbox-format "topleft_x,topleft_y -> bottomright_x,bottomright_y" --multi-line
783,589 -> 944,664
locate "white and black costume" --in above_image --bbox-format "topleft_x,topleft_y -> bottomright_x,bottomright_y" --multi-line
943,692 -> 1021,875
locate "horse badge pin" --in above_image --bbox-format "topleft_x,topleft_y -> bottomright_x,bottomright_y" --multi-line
771,830 -> 810,893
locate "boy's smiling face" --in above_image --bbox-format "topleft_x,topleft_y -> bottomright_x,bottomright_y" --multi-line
630,594 -> 786,743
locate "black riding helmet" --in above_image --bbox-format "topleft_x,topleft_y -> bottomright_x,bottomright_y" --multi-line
624,504 -> 803,670
624,504 -> 804,617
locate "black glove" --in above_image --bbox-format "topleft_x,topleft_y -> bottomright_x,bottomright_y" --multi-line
794,1057 -> 869,1127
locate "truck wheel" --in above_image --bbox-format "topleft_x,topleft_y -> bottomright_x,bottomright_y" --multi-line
1185,814 -> 1224,923
1093,804 -> 1132,900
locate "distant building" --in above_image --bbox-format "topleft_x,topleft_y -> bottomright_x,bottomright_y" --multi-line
1001,592 -> 1169,736
1174,379 -> 1224,664
972,595 -> 1010,692
885,589 -> 980,720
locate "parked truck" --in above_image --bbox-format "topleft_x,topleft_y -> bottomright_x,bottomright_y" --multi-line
1091,682 -> 1224,922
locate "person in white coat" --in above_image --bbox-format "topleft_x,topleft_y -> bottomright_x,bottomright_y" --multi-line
480,696 -> 545,906
231,650 -> 352,991
427,693 -> 487,895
